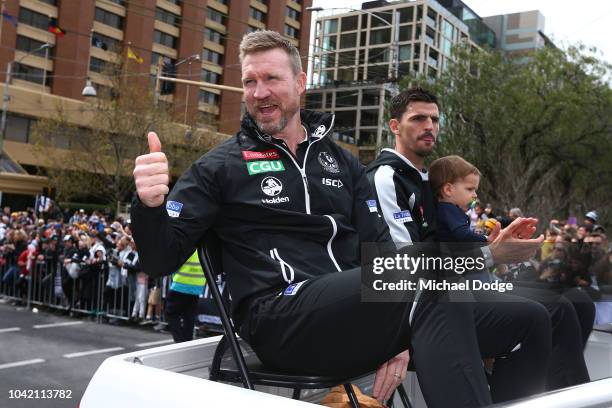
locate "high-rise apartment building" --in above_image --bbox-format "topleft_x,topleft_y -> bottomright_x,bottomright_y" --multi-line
0,0 -> 313,200
482,10 -> 550,56
308,0 -> 471,161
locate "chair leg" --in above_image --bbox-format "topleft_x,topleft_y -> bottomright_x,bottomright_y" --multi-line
344,383 -> 361,408
397,383 -> 413,408
292,388 -> 301,400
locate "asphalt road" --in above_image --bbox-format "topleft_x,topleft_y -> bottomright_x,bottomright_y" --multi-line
0,301 -> 173,408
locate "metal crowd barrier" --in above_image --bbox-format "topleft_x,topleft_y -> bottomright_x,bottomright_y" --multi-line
0,257 -> 167,327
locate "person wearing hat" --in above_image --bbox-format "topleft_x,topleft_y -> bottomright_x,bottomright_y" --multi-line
584,210 -> 605,233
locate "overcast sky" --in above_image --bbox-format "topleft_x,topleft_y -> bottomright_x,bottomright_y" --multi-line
310,0 -> 612,65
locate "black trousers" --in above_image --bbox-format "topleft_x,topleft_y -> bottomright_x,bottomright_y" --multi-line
511,284 -> 594,390
242,268 -> 552,408
165,290 -> 199,343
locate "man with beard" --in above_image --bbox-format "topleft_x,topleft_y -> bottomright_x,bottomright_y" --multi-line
131,31 -> 550,407
367,87 -> 592,394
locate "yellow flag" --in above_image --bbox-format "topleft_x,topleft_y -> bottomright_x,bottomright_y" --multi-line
127,47 -> 144,64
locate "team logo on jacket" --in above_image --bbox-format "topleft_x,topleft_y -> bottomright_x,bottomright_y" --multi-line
261,176 -> 283,196
242,149 -> 280,161
166,201 -> 183,218
247,160 -> 285,175
314,125 -> 326,138
393,210 -> 412,223
318,151 -> 340,174
366,200 -> 378,213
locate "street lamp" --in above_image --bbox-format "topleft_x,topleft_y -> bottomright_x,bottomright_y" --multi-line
175,53 -> 201,124
82,78 -> 97,97
0,43 -> 53,157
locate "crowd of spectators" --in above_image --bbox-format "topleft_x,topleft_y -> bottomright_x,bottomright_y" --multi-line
0,203 -> 163,323
467,204 -> 611,323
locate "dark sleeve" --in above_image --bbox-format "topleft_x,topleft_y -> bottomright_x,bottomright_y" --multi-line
131,147 -> 226,278
442,209 -> 487,243
349,158 -> 391,243
368,165 -> 419,244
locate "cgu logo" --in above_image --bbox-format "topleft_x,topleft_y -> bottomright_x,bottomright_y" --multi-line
322,178 -> 343,188
247,160 -> 285,175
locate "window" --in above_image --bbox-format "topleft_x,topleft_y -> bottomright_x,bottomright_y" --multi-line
205,28 -> 224,45
337,67 -> 354,81
370,12 -> 392,28
5,114 -> 32,143
322,35 -> 336,51
369,48 -> 389,64
399,25 -> 412,42
398,45 -> 412,61
339,33 -> 356,49
89,56 -> 110,73
154,30 -> 177,48
305,93 -> 322,109
91,32 -> 120,52
399,7 -> 414,23
341,15 -> 358,32
334,110 -> 356,129
247,25 -> 258,33
201,69 -> 220,84
323,19 -> 338,34
337,51 -> 355,67
284,25 -> 297,38
38,0 -> 57,5
321,53 -> 335,68
155,7 -> 181,27
286,7 -> 299,20
151,52 -> 176,67
94,7 -> 124,30
207,7 -> 226,25
360,109 -> 379,126
15,36 -> 48,57
361,89 -> 381,106
369,28 -> 391,45
18,8 -> 48,30
199,90 -> 219,105
249,7 -> 265,22
202,48 -> 223,65
336,91 -> 358,106
13,63 -> 51,86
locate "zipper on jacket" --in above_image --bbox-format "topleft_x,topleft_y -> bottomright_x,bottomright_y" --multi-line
323,215 -> 341,272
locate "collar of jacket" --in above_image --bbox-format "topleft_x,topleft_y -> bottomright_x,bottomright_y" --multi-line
239,109 -> 335,143
367,149 -> 428,182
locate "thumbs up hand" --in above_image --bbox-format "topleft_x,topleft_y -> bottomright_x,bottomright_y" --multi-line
133,132 -> 170,208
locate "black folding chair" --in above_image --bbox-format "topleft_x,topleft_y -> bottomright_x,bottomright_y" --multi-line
197,234 -> 413,408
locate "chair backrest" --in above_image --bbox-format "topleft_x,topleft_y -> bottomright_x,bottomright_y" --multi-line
197,232 -> 254,390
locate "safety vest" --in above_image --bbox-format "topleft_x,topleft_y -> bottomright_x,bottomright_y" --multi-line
171,251 -> 206,295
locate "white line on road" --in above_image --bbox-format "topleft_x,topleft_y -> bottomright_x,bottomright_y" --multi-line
0,358 -> 45,370
135,339 -> 174,347
0,327 -> 21,333
33,321 -> 84,329
64,347 -> 125,359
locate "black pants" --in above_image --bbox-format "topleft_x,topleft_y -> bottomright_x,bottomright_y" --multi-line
512,283 -> 594,390
242,268 -> 552,408
165,290 -> 199,343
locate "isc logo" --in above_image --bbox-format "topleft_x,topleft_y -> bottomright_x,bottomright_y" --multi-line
322,178 -> 343,188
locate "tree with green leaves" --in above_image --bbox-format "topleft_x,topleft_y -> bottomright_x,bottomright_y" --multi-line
398,44 -> 612,225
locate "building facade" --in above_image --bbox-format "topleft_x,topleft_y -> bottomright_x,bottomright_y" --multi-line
307,0 -> 471,161
482,10 -> 549,56
0,0 -> 313,180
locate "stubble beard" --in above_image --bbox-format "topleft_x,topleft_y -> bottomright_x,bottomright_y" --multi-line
254,100 -> 300,136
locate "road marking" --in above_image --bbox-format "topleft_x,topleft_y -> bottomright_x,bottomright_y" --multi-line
64,347 -> 125,359
135,339 -> 174,347
0,327 -> 21,333
0,358 -> 45,370
33,321 -> 84,329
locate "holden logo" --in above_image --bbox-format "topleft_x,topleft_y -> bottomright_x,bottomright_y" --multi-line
261,176 -> 283,196
318,151 -> 340,174
314,125 -> 326,137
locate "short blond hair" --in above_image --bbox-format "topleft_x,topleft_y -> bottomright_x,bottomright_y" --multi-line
429,155 -> 481,198
239,30 -> 302,75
